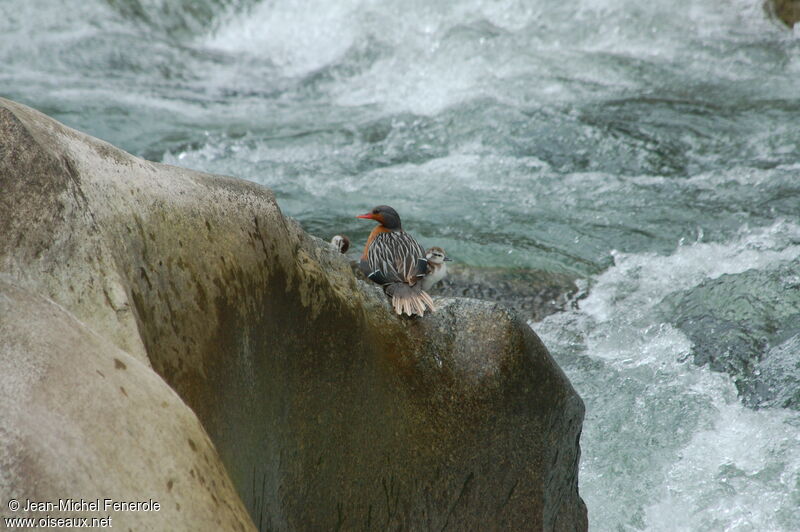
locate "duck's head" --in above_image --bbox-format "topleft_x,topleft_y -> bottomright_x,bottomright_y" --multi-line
356,205 -> 402,230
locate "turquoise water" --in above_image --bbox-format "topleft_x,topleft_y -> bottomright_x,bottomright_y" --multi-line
3,0 -> 799,529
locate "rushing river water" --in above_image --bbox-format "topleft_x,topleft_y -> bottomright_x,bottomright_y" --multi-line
3,0 -> 799,529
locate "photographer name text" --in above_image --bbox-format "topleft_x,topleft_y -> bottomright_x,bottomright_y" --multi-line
17,498 -> 160,512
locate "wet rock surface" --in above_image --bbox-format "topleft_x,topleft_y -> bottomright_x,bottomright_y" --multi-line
433,264 -> 579,323
658,262 -> 800,409
0,97 -> 587,531
347,258 -> 580,324
767,0 -> 800,28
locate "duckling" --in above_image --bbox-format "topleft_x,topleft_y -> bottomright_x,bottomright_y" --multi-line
420,246 -> 451,291
330,234 -> 350,254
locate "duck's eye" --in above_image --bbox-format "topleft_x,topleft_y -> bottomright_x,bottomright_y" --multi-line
372,209 -> 379,214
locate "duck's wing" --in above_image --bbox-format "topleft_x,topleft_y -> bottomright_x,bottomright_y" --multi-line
367,231 -> 426,284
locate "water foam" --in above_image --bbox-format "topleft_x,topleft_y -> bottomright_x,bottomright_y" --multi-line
536,222 -> 800,530
207,0 -> 359,76
581,220 -> 800,323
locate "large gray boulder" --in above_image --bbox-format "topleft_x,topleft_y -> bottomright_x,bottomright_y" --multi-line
0,97 -> 587,531
0,278 -> 254,531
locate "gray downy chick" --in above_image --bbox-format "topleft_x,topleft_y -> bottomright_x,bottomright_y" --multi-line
421,246 -> 451,291
330,235 -> 350,254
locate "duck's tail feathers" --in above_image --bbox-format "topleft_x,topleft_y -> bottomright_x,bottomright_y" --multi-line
385,283 -> 436,317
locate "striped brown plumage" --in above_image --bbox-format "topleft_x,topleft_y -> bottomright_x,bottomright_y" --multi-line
365,231 -> 425,284
357,205 -> 436,317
